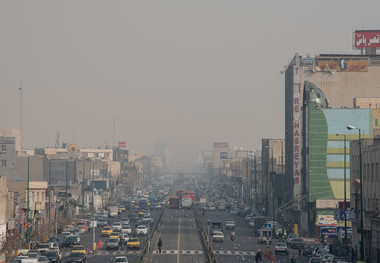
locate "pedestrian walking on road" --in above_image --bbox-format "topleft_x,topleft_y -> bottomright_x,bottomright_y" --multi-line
157,237 -> 163,253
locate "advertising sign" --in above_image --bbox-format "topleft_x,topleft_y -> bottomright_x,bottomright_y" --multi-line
318,60 -> 368,72
220,152 -> 228,160
118,141 -> 126,148
320,226 -> 336,238
293,91 -> 301,198
354,30 -> 380,48
316,215 -> 337,226
316,199 -> 342,209
214,142 -> 229,148
336,226 -> 352,236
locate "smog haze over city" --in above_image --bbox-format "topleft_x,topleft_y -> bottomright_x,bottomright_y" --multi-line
1,0 -> 379,169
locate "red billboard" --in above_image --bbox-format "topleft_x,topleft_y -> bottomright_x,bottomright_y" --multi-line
213,142 -> 229,148
354,30 -> 380,48
118,141 -> 126,148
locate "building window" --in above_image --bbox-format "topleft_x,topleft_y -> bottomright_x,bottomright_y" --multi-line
376,118 -> 379,127
1,145 -> 6,152
1,160 -> 6,167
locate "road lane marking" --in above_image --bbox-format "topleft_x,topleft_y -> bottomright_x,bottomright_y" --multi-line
177,218 -> 181,263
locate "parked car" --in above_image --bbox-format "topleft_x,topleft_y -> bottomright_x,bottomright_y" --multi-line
274,242 -> 288,255
66,252 -> 87,263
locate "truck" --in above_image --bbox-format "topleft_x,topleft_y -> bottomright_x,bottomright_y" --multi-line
109,206 -> 119,217
181,197 -> 192,209
257,226 -> 272,244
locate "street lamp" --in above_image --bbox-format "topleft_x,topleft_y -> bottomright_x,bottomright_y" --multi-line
347,125 -> 364,261
275,140 -> 285,236
265,146 -> 275,237
336,133 -> 348,243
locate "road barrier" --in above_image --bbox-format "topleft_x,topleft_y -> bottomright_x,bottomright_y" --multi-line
193,206 -> 217,263
137,205 -> 166,263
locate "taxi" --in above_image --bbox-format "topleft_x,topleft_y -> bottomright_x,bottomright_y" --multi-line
138,211 -> 144,216
118,205 -> 126,211
109,231 -> 121,239
126,237 -> 140,249
71,245 -> 86,254
101,226 -> 113,237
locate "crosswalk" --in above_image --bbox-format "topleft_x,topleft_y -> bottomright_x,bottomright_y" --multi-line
214,250 -> 256,256
151,250 -> 257,256
153,250 -> 203,254
62,250 -> 141,257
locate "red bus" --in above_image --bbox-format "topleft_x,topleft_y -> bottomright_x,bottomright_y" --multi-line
169,195 -> 180,208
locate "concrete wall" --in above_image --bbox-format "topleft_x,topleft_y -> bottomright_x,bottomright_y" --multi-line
15,156 -> 44,181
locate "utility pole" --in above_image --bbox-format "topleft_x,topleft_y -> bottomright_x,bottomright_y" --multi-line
48,159 -> 51,225
254,153 -> 257,206
65,159 -> 68,217
26,156 -> 30,247
19,79 -> 23,149
82,161 -> 85,211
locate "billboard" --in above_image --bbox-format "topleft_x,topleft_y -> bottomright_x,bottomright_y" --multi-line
220,152 -> 228,159
318,59 -> 368,72
213,142 -> 229,148
293,90 -> 301,198
118,141 -> 126,148
320,225 -> 336,238
354,30 -> 380,48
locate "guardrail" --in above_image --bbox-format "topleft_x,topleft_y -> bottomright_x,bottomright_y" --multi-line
137,206 -> 166,263
193,206 -> 217,263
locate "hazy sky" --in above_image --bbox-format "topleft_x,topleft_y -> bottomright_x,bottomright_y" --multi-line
1,1 -> 379,169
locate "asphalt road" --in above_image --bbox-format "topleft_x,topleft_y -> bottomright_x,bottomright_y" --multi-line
201,208 -> 312,263
60,206 -> 163,263
150,208 -> 206,263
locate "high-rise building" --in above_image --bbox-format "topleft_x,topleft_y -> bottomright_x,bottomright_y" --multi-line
284,49 -> 380,236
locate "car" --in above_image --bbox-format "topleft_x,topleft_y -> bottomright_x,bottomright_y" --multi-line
121,224 -> 132,234
45,250 -> 61,262
126,237 -> 140,249
37,243 -> 50,255
225,219 -> 235,230
248,219 -> 256,228
302,243 -> 315,256
230,209 -> 239,215
113,256 -> 128,263
142,216 -> 153,224
97,218 -> 108,227
109,231 -> 121,239
275,242 -> 288,255
308,258 -> 323,263
106,238 -> 120,250
320,252 -> 334,263
313,245 -> 327,257
119,205 -> 126,211
120,218 -> 130,225
49,242 -> 60,251
26,251 -> 40,258
102,226 -> 113,236
330,256 -> 346,263
112,222 -> 122,231
209,205 -> 216,211
288,237 -> 304,249
38,256 -> 49,263
136,225 -> 148,235
217,205 -> 226,210
66,252 -> 87,263
286,233 -> 298,243
120,233 -> 130,243
72,245 -> 86,254
63,235 -> 80,247
212,231 -> 224,242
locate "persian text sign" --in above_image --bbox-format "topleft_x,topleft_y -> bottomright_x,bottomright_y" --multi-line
118,141 -> 126,148
316,215 -> 337,226
318,60 -> 368,72
293,90 -> 301,198
354,30 -> 380,48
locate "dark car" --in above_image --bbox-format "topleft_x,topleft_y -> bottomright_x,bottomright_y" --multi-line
63,235 -> 80,247
45,250 -> 61,262
66,252 -> 87,263
302,243 -> 315,256
289,237 -> 304,249
129,213 -> 139,221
